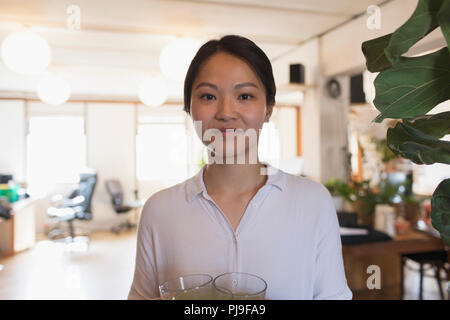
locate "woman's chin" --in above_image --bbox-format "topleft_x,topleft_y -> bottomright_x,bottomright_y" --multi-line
208,149 -> 251,164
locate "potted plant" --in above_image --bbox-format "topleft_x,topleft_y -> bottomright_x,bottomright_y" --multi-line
402,194 -> 423,227
325,178 -> 378,226
350,180 -> 378,226
326,176 -> 418,228
325,178 -> 354,211
362,0 -> 450,296
362,0 -> 450,245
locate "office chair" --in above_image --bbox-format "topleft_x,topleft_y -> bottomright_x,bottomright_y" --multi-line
47,170 -> 97,243
401,250 -> 450,300
105,179 -> 143,234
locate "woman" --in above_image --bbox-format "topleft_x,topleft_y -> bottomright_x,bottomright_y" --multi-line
128,35 -> 352,300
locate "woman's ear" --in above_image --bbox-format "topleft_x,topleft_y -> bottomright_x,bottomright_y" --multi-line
264,105 -> 274,122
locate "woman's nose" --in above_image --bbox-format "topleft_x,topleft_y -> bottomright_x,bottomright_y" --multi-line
215,96 -> 236,121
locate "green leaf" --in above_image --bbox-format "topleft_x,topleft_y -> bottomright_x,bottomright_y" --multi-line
387,122 -> 450,165
437,0 -> 450,51
385,0 -> 444,63
373,47 -> 450,122
361,0 -> 447,72
362,34 -> 393,72
431,178 -> 450,246
404,111 -> 450,138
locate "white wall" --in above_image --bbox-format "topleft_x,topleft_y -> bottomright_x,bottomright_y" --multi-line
85,103 -> 136,230
319,75 -> 350,183
272,38 -> 350,183
0,100 -> 25,182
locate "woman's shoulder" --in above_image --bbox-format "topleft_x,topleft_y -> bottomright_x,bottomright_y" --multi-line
282,171 -> 331,198
139,179 -> 189,220
278,172 -> 337,227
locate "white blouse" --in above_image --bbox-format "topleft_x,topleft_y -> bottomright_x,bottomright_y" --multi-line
128,163 -> 352,300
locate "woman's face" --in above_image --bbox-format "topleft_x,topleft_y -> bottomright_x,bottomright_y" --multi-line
190,51 -> 272,163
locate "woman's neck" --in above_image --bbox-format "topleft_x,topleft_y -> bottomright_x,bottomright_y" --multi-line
203,161 -> 268,197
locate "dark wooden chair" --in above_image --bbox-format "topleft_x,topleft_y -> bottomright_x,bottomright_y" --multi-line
401,250 -> 449,300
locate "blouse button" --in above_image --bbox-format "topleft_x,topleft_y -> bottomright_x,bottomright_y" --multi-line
252,203 -> 258,209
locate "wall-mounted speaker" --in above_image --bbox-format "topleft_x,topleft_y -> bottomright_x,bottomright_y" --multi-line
289,63 -> 305,84
350,73 -> 366,104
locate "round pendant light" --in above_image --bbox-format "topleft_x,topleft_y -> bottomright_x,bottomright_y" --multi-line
37,74 -> 71,105
159,37 -> 202,82
138,76 -> 169,107
1,30 -> 52,75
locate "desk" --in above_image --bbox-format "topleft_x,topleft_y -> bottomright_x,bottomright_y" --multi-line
342,229 -> 447,299
0,198 -> 38,257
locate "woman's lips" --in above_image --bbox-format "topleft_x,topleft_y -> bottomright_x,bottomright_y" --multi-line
220,128 -> 236,135
211,127 -> 237,134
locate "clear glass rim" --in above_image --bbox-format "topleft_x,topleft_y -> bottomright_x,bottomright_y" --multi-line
213,272 -> 267,297
159,273 -> 213,293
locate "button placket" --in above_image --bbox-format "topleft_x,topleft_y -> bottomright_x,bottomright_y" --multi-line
235,189 -> 264,237
204,197 -> 239,272
203,192 -> 237,240
202,187 -> 266,272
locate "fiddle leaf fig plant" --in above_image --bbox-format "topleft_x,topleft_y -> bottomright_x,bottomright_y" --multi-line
361,0 -> 450,245
387,121 -> 450,165
372,47 -> 450,123
431,179 -> 450,245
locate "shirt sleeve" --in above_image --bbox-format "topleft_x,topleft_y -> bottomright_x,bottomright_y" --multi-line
128,199 -> 160,300
313,185 -> 353,300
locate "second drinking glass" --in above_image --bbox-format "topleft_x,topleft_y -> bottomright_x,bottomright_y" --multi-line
213,272 -> 267,300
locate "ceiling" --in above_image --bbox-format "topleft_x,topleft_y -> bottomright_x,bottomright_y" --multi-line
0,0 -> 388,99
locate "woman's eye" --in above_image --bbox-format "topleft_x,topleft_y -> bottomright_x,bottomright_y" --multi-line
201,94 -> 215,101
239,94 -> 253,100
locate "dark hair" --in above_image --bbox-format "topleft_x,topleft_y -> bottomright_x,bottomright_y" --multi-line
183,35 -> 276,114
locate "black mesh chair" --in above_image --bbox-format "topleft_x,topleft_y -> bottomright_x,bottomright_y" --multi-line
105,179 -> 142,234
47,170 -> 97,242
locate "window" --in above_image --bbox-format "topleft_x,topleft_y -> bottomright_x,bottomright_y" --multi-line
26,116 -> 86,196
136,108 -> 192,182
258,121 -> 281,166
136,121 -> 188,181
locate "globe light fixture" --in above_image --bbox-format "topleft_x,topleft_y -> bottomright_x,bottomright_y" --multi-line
1,30 -> 52,75
37,74 -> 71,105
159,37 -> 202,82
138,76 -> 169,107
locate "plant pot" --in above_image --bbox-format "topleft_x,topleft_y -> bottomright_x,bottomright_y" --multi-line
353,199 -> 374,227
404,202 -> 420,227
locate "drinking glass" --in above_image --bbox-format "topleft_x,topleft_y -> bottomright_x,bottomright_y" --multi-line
159,274 -> 214,300
213,272 -> 267,300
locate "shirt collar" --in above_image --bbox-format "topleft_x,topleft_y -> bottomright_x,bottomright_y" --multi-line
186,162 -> 286,203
